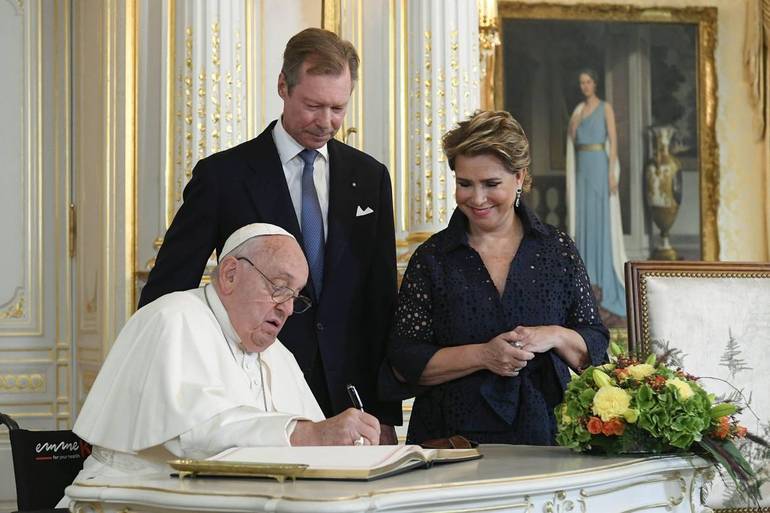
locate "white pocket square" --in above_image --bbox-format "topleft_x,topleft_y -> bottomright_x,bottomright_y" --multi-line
356,206 -> 374,217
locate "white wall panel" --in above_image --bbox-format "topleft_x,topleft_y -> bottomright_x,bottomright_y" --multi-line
0,0 -> 41,336
0,0 -> 72,508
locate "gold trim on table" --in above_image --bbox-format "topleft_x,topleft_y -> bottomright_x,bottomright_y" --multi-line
169,459 -> 308,483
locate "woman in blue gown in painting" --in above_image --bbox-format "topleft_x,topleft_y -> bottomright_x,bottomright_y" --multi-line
566,69 -> 627,324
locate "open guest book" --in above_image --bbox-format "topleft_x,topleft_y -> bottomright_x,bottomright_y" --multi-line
169,445 -> 482,482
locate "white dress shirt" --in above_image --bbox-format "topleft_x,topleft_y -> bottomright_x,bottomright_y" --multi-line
272,118 -> 330,240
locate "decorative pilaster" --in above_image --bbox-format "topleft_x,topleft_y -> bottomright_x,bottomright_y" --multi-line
406,0 -> 480,242
141,1 -> 253,279
337,0 -> 364,147
172,1 -> 249,212
478,0 -> 500,110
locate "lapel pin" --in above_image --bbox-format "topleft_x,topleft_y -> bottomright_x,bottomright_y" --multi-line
352,182 -> 357,187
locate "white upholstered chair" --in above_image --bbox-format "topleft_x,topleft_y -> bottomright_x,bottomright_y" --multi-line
625,261 -> 770,512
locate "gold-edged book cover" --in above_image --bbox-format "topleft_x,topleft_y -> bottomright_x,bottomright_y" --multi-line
169,446 -> 481,482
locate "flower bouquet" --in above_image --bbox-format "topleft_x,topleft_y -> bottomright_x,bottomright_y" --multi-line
555,343 -> 768,504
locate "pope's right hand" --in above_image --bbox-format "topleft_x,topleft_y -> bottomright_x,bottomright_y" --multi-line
479,332 -> 535,377
290,408 -> 380,446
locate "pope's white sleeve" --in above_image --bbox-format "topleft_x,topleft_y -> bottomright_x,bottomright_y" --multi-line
163,406 -> 305,459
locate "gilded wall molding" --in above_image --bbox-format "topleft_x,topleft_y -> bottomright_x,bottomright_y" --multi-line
322,0 -> 341,34
499,2 -> 716,23
0,288 -> 24,320
0,373 -> 45,393
70,0 -> 138,409
332,0 -> 364,150
4,0 -> 23,16
497,2 -> 719,261
742,0 -> 768,140
394,0 -> 408,234
0,0 -> 43,336
0,7 -> 73,508
393,0 -> 411,271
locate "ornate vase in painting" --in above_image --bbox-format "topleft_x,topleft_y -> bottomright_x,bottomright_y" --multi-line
645,126 -> 682,260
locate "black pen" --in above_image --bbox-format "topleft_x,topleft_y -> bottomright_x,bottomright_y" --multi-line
346,383 -> 364,412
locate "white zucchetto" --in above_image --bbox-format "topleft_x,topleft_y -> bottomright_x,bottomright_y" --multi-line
219,223 -> 296,261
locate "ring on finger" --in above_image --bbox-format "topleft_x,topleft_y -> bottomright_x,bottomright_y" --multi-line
513,341 -> 524,349
354,436 -> 365,446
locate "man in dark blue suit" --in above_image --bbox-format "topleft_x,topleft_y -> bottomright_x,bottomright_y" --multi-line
139,28 -> 400,443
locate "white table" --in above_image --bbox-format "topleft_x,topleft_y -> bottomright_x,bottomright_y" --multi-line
66,445 -> 716,513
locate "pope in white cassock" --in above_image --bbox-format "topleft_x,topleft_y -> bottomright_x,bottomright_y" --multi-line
60,223 -> 380,505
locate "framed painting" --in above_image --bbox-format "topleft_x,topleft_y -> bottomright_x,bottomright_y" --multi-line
626,261 -> 770,512
495,2 -> 719,333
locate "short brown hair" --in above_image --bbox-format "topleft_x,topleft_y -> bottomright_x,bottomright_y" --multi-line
442,110 -> 533,191
282,28 -> 359,92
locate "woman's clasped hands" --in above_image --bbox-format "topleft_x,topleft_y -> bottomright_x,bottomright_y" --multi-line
481,326 -> 567,377
480,331 -> 535,377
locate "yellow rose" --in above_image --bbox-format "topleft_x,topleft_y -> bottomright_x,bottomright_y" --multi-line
560,404 -> 572,425
667,377 -> 694,401
592,386 -> 631,422
626,364 -> 655,380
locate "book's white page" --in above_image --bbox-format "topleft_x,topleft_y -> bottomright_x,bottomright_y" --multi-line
209,446 -> 429,470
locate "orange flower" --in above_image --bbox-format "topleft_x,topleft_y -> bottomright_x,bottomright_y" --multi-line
713,416 -> 730,439
736,425 -> 748,438
645,374 -> 668,391
587,416 -> 603,435
602,418 -> 626,436
613,368 -> 630,380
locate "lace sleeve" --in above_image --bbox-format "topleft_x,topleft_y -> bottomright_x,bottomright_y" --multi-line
562,233 -> 610,368
386,247 -> 442,386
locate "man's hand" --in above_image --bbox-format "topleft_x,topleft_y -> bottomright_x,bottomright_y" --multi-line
290,408 -> 380,446
379,424 -> 398,445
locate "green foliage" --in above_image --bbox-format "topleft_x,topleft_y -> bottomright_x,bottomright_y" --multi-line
710,402 -> 738,418
555,350 -> 763,504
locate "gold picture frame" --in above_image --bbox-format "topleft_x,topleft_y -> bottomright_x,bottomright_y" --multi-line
494,2 -> 718,262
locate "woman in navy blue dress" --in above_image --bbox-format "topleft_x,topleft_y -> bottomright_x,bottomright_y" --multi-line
381,111 -> 609,445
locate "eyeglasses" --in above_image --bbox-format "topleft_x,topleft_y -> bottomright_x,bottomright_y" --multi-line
235,257 -> 312,314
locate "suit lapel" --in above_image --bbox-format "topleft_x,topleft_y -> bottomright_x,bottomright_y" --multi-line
243,122 -> 303,241
323,141 -> 356,298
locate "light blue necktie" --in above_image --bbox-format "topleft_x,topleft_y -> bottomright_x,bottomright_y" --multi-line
299,149 -> 324,298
